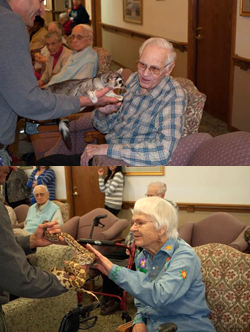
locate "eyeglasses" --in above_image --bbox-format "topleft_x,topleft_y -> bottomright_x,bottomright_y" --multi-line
34,192 -> 46,197
71,34 -> 90,41
130,219 -> 152,228
137,60 -> 171,76
145,193 -> 161,197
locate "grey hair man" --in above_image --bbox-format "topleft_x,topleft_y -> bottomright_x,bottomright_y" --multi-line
13,184 -> 63,235
146,181 -> 178,211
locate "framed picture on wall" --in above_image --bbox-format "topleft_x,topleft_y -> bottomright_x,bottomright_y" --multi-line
123,0 -> 143,24
240,0 -> 250,16
122,166 -> 165,176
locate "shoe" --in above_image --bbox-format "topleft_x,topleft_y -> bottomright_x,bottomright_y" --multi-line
100,300 -> 121,316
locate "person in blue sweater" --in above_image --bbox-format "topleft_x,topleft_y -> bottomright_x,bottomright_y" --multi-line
13,184 -> 63,236
87,197 -> 216,332
27,166 -> 56,205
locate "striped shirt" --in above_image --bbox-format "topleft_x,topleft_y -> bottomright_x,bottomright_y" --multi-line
93,73 -> 187,166
99,172 -> 124,210
27,169 -> 56,205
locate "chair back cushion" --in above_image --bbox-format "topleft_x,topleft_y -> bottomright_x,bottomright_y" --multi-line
188,131 -> 250,166
194,243 -> 250,331
191,213 -> 246,247
93,47 -> 112,75
52,200 -> 70,223
77,208 -> 128,240
14,204 -> 30,223
174,77 -> 206,136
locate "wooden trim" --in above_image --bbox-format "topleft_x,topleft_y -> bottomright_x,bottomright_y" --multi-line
228,0 -> 237,130
101,23 -> 188,53
122,201 -> 250,213
232,54 -> 250,71
187,0 -> 197,82
64,166 -> 74,218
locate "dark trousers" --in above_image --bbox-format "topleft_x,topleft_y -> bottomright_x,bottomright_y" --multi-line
104,205 -> 120,216
35,154 -> 81,166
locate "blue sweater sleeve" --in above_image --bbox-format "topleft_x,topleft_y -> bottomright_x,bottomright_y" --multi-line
27,170 -> 36,188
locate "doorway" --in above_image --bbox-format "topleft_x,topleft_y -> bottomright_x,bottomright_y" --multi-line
65,166 -> 108,217
188,0 -> 236,123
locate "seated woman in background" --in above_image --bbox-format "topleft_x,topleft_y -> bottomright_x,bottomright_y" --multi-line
38,31 -> 72,87
27,166 -> 56,205
87,197 -> 215,332
0,193 -> 17,227
13,185 -> 63,236
46,24 -> 98,86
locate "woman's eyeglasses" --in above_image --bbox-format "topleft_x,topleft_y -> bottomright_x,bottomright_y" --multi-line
136,60 -> 171,76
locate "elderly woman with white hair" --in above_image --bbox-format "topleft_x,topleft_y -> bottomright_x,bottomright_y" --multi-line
87,197 -> 215,332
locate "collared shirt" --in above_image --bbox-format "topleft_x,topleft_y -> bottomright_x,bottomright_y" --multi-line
109,238 -> 215,332
93,73 -> 187,166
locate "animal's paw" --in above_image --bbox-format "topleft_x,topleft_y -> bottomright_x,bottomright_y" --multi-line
105,91 -> 123,101
87,91 -> 98,103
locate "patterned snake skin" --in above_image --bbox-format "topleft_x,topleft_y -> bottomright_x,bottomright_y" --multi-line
43,221 -> 99,301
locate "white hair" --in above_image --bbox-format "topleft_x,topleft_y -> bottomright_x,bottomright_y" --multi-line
148,181 -> 167,195
59,12 -> 70,20
33,185 -> 49,194
139,37 -> 177,65
133,196 -> 179,239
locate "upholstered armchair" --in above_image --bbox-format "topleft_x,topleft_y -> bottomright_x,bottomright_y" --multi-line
178,212 -> 250,252
3,245 -> 77,332
117,243 -> 250,332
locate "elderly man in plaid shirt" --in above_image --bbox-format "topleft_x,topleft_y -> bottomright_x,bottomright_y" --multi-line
36,37 -> 187,166
81,37 -> 187,166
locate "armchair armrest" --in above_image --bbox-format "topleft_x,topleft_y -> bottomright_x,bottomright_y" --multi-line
230,226 -> 250,252
84,131 -> 106,144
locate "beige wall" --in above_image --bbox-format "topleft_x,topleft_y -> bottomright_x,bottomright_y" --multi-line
101,0 -> 188,76
235,0 -> 250,57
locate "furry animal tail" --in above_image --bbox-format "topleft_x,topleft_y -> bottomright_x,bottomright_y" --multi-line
57,119 -> 71,149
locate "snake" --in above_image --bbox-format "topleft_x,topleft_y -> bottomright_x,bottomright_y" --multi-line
43,221 -> 99,301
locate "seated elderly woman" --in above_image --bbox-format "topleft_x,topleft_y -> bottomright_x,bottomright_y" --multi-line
46,24 -> 98,86
13,185 -> 63,236
87,197 -> 215,332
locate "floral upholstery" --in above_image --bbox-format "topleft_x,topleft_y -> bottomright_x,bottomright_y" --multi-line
174,77 -> 206,136
94,47 -> 112,75
3,245 -> 77,332
194,243 -> 250,332
52,200 -> 70,223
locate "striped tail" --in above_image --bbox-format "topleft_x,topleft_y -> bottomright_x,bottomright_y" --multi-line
57,119 -> 71,149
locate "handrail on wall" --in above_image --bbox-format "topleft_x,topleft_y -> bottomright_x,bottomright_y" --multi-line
100,22 -> 188,53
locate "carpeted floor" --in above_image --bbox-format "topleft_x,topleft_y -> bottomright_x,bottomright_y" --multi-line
79,292 -> 137,332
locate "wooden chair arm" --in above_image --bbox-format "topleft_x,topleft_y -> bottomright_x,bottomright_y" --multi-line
84,131 -> 106,144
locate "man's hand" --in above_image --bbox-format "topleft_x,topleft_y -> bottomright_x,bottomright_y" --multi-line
97,103 -> 121,118
79,86 -> 120,108
86,244 -> 113,276
80,144 -> 109,166
30,220 -> 64,249
132,323 -> 147,332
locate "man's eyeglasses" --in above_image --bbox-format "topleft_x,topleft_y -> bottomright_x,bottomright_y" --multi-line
34,193 -> 46,197
136,60 -> 171,76
71,34 -> 90,41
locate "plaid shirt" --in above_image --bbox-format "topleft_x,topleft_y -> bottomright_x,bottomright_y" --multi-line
93,73 -> 187,165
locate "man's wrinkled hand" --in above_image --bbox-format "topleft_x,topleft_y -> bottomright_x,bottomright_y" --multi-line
98,103 -> 121,115
80,144 -> 109,166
